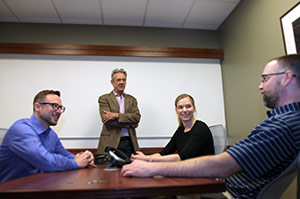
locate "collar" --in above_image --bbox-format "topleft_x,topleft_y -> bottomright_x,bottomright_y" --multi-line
113,90 -> 124,97
267,102 -> 300,117
29,114 -> 51,135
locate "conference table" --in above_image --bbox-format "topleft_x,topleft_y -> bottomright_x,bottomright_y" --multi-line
0,165 -> 225,199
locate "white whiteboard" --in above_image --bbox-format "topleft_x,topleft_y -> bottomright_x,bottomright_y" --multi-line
0,54 -> 225,139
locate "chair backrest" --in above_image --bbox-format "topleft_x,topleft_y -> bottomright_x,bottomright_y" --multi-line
0,128 -> 8,145
209,124 -> 228,155
256,152 -> 300,199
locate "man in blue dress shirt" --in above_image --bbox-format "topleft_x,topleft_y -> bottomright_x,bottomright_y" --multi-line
0,90 -> 96,182
121,54 -> 300,199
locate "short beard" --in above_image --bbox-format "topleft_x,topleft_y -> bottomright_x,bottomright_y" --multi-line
263,91 -> 280,109
40,114 -> 58,127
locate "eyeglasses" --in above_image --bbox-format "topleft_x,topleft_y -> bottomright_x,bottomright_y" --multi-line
39,102 -> 66,112
260,71 -> 296,83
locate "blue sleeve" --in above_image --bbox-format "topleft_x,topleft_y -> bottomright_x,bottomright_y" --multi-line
54,136 -> 75,159
9,123 -> 78,172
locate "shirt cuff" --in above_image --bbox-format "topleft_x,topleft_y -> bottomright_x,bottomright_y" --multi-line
71,159 -> 79,169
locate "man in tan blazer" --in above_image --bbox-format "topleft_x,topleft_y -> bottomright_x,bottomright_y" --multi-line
97,68 -> 141,158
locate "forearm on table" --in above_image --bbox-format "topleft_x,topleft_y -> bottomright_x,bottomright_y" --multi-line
151,152 -> 240,178
152,154 -> 181,162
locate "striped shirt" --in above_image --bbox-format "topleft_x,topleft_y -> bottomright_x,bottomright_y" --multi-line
225,102 -> 300,199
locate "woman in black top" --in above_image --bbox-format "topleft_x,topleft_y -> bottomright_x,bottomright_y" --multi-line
131,94 -> 214,162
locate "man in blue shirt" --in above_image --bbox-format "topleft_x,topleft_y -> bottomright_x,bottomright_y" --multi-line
0,90 -> 96,182
121,54 -> 300,199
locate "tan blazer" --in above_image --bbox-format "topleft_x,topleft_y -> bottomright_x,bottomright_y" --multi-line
96,91 -> 141,155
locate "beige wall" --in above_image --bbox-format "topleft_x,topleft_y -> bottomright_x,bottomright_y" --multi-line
219,0 -> 299,142
219,0 -> 299,198
0,22 -> 219,48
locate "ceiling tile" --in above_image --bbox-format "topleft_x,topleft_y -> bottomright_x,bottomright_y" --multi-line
145,0 -> 194,28
0,0 -> 18,22
184,0 -> 240,30
0,0 -> 241,30
5,0 -> 60,23
102,0 -> 147,26
53,0 -> 102,24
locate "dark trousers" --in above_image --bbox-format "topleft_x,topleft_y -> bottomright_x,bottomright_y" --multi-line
117,136 -> 134,158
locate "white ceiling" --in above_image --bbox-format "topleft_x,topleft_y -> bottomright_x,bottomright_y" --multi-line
0,0 -> 240,30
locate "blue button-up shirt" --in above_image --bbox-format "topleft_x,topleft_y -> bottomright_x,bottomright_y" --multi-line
0,114 -> 78,182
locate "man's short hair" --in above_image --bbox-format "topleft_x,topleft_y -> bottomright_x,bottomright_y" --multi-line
111,68 -> 127,80
273,54 -> 300,87
33,90 -> 61,111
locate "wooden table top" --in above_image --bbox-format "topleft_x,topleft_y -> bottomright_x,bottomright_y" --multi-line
0,165 -> 225,199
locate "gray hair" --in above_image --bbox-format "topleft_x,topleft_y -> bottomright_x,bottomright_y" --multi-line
111,68 -> 127,80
